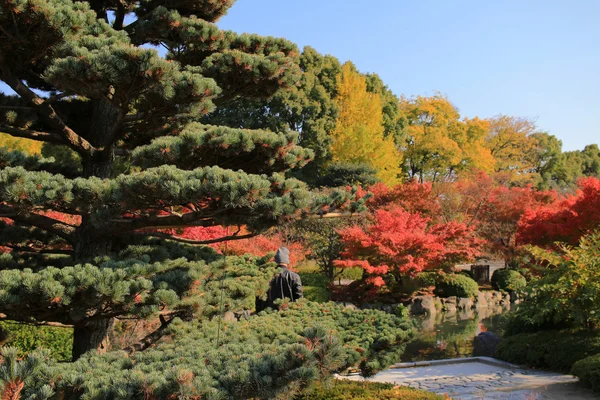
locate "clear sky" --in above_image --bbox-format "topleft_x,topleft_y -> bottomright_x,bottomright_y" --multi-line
2,0 -> 598,151
215,0 -> 600,151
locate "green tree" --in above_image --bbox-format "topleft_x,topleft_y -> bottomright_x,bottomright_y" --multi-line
202,46 -> 341,182
529,132 -> 564,189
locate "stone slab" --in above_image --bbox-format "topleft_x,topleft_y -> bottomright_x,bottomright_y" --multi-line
338,358 -> 598,399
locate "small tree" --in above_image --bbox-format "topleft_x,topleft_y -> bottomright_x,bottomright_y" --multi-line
513,232 -> 600,332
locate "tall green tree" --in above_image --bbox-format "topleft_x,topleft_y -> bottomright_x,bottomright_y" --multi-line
0,0 -> 374,364
202,46 -> 341,181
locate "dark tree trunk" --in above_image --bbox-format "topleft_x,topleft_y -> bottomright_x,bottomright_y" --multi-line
72,318 -> 114,361
82,98 -> 120,179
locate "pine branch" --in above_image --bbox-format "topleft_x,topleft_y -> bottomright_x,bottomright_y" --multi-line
0,54 -> 96,155
132,231 -> 256,245
111,212 -> 218,232
4,245 -> 72,255
122,314 -> 176,354
0,126 -> 65,144
0,205 -> 76,242
0,314 -> 73,329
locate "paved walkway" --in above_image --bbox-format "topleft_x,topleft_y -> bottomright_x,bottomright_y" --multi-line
339,358 -> 598,399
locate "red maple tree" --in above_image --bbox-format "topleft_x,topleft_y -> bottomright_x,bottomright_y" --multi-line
334,205 -> 483,288
517,177 -> 600,247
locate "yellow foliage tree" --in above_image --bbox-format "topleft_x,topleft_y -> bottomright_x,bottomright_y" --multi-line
398,93 -> 495,182
484,115 -> 538,184
330,63 -> 401,185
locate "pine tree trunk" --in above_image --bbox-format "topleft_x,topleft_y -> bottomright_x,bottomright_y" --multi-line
72,319 -> 114,361
71,221 -> 114,360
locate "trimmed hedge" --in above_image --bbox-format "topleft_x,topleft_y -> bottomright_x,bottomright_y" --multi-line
491,269 -> 526,292
495,330 -> 600,372
572,354 -> 600,392
297,379 -> 445,400
433,273 -> 478,298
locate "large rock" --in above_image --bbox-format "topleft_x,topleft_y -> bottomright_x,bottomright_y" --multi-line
473,331 -> 502,357
493,291 -> 503,303
457,297 -> 474,310
223,311 -> 237,323
409,295 -> 437,316
476,292 -> 488,308
501,293 -> 511,305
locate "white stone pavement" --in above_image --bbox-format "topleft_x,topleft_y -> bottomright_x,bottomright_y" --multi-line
338,357 -> 599,399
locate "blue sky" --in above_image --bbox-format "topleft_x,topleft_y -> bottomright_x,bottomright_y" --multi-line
2,0 -> 598,151
216,0 -> 599,151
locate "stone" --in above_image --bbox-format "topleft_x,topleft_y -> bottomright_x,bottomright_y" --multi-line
223,311 -> 237,323
457,297 -> 474,310
443,302 -> 457,313
444,296 -> 458,305
493,291 -> 503,303
476,292 -> 488,307
409,295 -> 437,316
337,302 -> 358,310
501,293 -> 511,304
458,308 -> 474,320
472,331 -> 502,357
234,310 -> 251,320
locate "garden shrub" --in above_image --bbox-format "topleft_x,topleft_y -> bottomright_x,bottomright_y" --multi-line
0,321 -> 72,362
571,354 -> 600,392
297,379 -> 445,400
417,271 -> 439,288
503,310 -> 569,336
304,286 -> 331,303
513,233 -> 600,331
47,300 -> 414,397
433,273 -> 478,298
495,330 -> 600,372
491,269 -> 526,292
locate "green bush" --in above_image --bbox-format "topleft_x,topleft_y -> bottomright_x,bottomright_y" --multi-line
495,330 -> 600,372
0,321 -> 72,362
503,310 -> 568,336
433,273 -> 478,298
514,233 -> 600,331
572,354 -> 600,392
335,267 -> 363,281
491,269 -> 526,292
417,271 -> 439,287
457,269 -> 476,281
304,286 -> 331,303
297,379 -> 445,400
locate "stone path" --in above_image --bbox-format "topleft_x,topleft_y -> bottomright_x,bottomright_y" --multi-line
339,357 -> 598,399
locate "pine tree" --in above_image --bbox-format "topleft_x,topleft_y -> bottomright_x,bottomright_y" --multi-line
0,0 -> 373,362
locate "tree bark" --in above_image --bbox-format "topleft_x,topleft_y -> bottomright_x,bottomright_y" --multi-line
82,98 -> 120,178
72,318 -> 114,361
